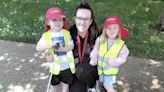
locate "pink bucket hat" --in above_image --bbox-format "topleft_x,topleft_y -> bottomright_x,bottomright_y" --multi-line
45,7 -> 69,31
104,16 -> 128,39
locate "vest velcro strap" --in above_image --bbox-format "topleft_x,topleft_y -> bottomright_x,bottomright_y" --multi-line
97,62 -> 118,71
103,65 -> 111,70
98,56 -> 108,62
49,62 -> 60,75
98,60 -> 108,67
98,66 -> 118,75
98,65 -> 102,71
103,68 -> 118,75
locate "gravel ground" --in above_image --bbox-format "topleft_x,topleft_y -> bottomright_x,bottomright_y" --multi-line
0,40 -> 163,92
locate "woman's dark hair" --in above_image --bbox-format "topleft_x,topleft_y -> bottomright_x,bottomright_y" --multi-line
72,2 -> 99,40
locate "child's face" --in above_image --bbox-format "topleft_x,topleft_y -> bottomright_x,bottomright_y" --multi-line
105,24 -> 120,39
48,18 -> 64,31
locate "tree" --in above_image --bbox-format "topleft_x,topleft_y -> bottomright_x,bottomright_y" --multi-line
158,8 -> 164,32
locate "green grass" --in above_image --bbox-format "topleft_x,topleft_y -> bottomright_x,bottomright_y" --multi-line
0,0 -> 164,60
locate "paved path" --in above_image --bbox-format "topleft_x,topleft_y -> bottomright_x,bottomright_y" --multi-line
0,40 -> 163,92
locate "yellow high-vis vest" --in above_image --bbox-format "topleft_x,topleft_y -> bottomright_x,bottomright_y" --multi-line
43,29 -> 75,75
98,38 -> 125,75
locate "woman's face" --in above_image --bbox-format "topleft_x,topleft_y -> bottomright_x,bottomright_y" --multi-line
75,9 -> 92,33
105,24 -> 120,39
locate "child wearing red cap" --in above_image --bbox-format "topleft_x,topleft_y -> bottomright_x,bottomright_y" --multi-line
36,7 -> 75,92
89,16 -> 129,92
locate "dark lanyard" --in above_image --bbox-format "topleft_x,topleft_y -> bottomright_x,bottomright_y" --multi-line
77,32 -> 89,63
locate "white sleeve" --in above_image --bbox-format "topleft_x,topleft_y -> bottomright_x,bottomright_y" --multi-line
37,34 -> 47,47
68,35 -> 74,46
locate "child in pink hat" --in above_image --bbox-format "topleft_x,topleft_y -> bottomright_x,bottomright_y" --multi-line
89,16 -> 129,92
36,7 -> 75,92
45,7 -> 69,32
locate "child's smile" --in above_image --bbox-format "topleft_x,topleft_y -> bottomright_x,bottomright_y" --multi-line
48,18 -> 64,31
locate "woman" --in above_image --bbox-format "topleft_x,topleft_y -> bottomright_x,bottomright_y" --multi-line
69,2 -> 100,92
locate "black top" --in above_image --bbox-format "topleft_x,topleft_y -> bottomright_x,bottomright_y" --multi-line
70,25 -> 99,62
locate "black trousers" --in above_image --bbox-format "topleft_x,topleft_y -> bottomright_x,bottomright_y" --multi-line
69,74 -> 87,92
69,62 -> 98,92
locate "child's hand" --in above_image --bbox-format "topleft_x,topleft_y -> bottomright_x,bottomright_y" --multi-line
46,55 -> 54,62
54,46 -> 70,52
74,58 -> 79,64
89,60 -> 97,66
46,44 -> 53,49
54,43 -> 60,49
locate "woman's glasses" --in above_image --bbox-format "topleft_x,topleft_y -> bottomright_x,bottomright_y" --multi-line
75,16 -> 92,23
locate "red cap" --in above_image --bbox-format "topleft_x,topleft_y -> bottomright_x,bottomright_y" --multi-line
46,7 -> 65,20
104,16 -> 128,39
45,7 -> 69,31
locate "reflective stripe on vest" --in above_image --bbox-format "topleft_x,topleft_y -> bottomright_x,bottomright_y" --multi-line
98,39 -> 125,75
43,29 -> 75,75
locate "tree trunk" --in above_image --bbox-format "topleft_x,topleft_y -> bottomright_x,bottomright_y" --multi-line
158,8 -> 164,32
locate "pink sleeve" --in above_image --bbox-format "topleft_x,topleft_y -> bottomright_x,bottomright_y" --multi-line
90,37 -> 100,64
107,44 -> 129,67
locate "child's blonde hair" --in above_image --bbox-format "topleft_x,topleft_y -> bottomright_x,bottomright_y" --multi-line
101,16 -> 129,41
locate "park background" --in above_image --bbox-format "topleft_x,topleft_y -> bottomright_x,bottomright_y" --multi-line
0,0 -> 164,92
